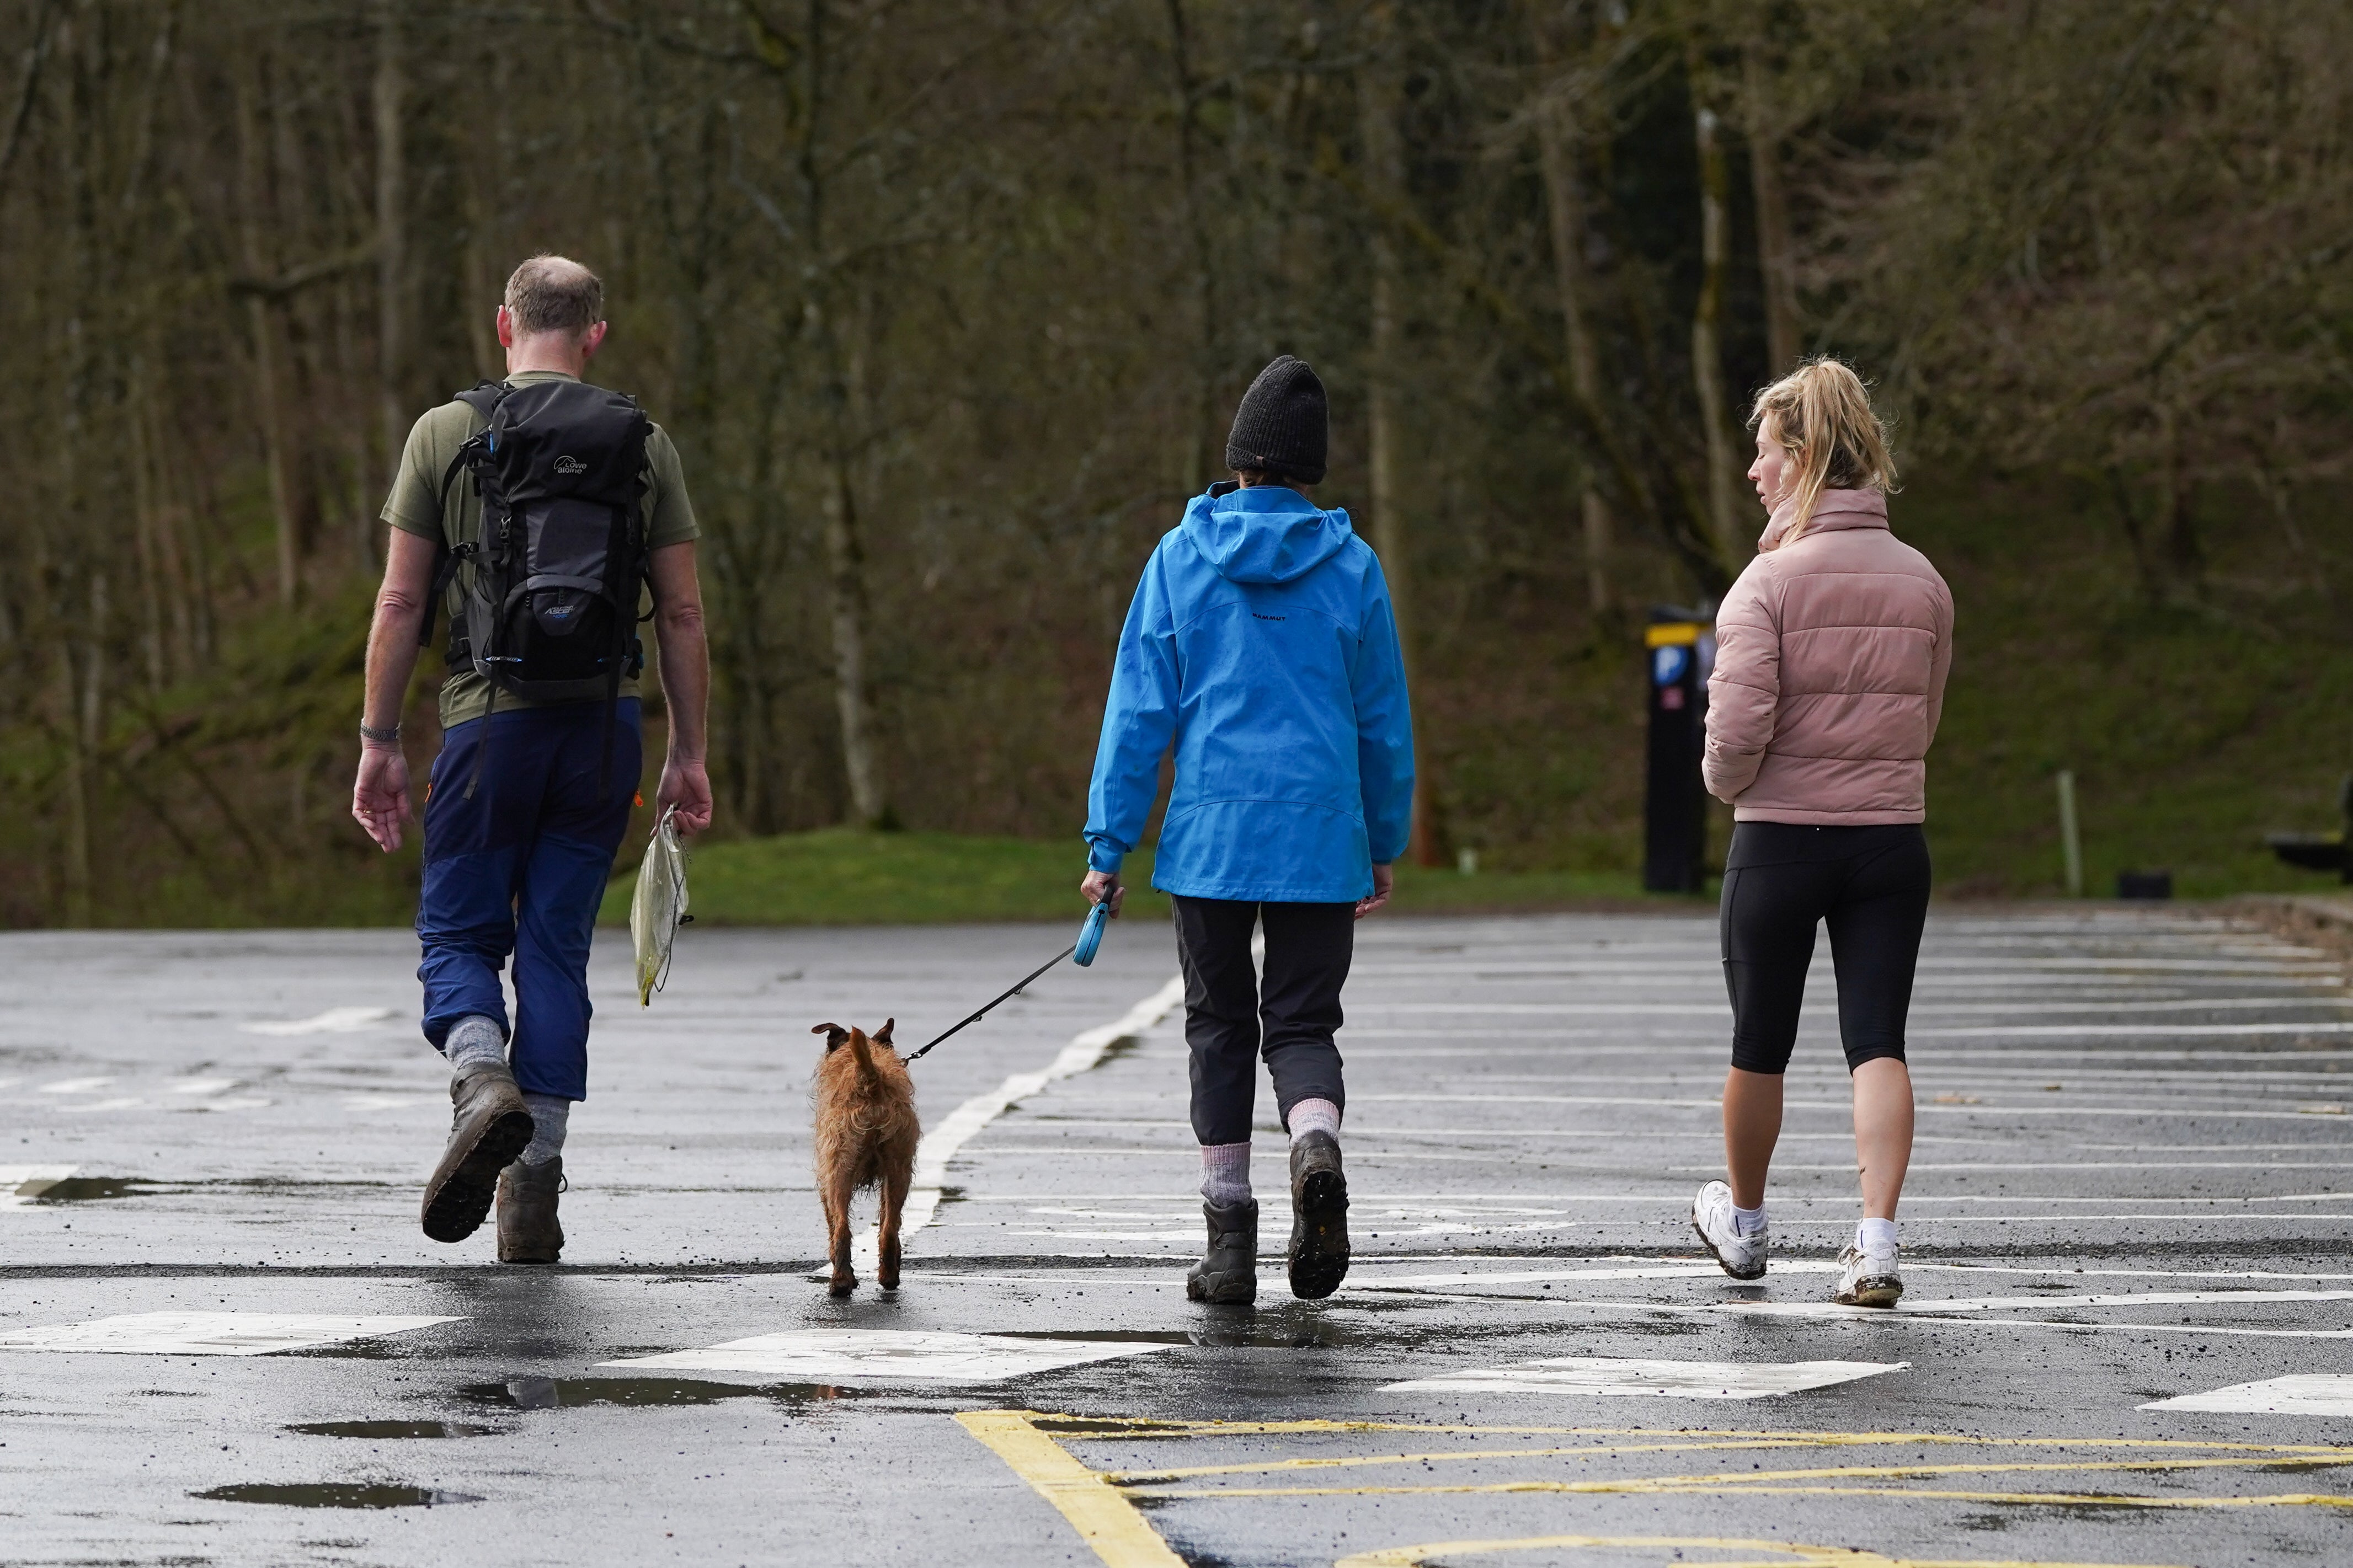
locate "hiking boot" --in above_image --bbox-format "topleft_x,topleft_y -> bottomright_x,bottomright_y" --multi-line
1186,1199 -> 1258,1304
497,1157 -> 565,1264
420,1060 -> 535,1244
1287,1130 -> 1351,1300
1692,1180 -> 1768,1280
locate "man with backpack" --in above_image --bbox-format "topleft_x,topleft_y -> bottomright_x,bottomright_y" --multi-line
351,254 -> 711,1265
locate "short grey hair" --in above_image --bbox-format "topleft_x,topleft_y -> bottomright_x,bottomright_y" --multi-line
503,254 -> 604,338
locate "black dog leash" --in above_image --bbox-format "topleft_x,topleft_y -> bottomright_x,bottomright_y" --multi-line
904,943 -> 1077,1062
905,903 -> 1113,1063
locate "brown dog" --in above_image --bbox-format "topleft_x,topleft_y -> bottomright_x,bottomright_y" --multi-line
810,1019 -> 921,1297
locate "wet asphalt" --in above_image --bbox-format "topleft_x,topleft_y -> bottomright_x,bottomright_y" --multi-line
4,907 -> 2351,1566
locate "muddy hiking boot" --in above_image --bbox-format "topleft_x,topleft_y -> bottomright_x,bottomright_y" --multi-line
1187,1199 -> 1258,1304
497,1157 -> 565,1265
421,1060 -> 536,1244
1287,1130 -> 1350,1299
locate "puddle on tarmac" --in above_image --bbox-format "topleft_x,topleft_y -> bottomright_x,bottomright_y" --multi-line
194,1483 -> 483,1509
286,1420 -> 499,1439
458,1377 -> 860,1409
28,1176 -> 162,1203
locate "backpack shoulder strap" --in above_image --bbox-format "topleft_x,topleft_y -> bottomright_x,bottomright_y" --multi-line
418,382 -> 510,649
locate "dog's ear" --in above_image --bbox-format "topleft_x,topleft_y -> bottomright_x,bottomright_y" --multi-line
812,1022 -> 850,1053
873,1016 -> 896,1047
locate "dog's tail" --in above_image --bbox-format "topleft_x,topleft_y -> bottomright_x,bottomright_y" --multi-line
846,1019 -> 897,1088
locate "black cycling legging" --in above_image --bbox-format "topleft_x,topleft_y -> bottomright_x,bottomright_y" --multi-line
1720,821 -> 1931,1075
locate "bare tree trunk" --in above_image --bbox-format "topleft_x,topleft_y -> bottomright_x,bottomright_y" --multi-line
1688,95 -> 1743,570
1743,46 -> 1801,376
233,52 -> 300,606
1358,7 -> 1438,867
56,644 -> 91,926
821,453 -> 882,825
373,0 -> 405,519
1530,8 -> 1613,618
1164,0 -> 1219,488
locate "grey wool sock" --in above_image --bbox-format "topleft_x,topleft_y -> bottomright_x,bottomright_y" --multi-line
1199,1141 -> 1252,1207
517,1093 -> 570,1167
445,1015 -> 507,1075
1287,1098 -> 1341,1144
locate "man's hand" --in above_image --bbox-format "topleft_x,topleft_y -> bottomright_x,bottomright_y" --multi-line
1354,863 -> 1394,920
353,743 -> 413,853
1081,869 -> 1125,917
657,756 -> 713,836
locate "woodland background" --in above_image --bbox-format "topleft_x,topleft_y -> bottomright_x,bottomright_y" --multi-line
2,0 -> 2348,926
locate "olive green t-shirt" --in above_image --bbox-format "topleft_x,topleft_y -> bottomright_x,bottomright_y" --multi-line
382,369 -> 700,728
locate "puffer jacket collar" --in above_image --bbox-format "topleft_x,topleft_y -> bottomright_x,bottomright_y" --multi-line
1758,487 -> 1888,553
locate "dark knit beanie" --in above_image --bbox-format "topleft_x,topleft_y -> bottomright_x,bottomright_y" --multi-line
1224,355 -> 1328,484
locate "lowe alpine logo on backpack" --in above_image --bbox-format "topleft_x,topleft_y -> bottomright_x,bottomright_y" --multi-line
424,379 -> 653,705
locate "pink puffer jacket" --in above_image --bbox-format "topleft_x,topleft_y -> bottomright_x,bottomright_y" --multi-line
1703,489 -> 1952,823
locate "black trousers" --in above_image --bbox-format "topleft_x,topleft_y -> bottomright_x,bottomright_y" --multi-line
1720,822 -> 1932,1075
1172,895 -> 1354,1146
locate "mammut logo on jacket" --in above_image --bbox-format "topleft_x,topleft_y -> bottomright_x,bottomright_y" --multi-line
553,455 -> 588,475
1252,612 -> 1286,620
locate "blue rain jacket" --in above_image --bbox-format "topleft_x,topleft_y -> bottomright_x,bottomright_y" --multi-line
1085,482 -> 1416,902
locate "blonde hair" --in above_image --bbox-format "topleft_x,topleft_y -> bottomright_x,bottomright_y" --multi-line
1747,357 -> 1898,537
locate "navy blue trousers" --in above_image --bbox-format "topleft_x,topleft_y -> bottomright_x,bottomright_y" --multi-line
417,699 -> 641,1101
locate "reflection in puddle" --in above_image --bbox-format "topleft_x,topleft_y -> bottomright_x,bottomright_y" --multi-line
1003,1330 -> 1192,1346
459,1376 -> 857,1409
194,1483 -> 482,1508
28,1176 -> 159,1203
286,1420 -> 499,1439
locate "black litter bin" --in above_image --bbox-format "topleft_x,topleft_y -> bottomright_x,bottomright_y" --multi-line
1644,607 -> 1714,894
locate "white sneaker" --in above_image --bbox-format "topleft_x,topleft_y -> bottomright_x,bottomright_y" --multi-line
1834,1243 -> 1903,1307
1691,1180 -> 1767,1280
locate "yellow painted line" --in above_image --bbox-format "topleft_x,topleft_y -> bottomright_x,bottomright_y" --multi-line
1141,1478 -> 2353,1510
953,1410 -> 1183,1568
1106,1434 -> 2353,1484
1048,1417 -> 2353,1454
1332,1533 -> 2184,1568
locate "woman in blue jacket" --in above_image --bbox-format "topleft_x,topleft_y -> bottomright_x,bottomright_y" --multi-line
1081,356 -> 1415,1304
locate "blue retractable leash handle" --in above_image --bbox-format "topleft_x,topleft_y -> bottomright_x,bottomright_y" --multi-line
1074,900 -> 1110,966
905,898 -> 1114,1063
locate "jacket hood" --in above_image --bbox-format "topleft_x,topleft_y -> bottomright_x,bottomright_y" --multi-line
1759,487 -> 1888,553
1180,483 -> 1355,584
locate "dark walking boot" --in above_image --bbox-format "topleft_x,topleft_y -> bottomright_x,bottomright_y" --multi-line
497,1157 -> 565,1265
1287,1130 -> 1350,1300
420,1061 -> 535,1244
1186,1199 -> 1258,1304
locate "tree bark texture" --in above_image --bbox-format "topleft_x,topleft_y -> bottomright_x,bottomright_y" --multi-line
1743,46 -> 1801,376
1530,9 -> 1613,618
373,0 -> 406,506
233,52 -> 300,607
1688,97 -> 1744,572
1357,8 -> 1438,866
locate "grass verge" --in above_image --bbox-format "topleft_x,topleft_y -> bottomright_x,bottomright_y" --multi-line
598,827 -> 1704,927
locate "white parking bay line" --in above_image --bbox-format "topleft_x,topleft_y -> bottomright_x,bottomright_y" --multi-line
239,1006 -> 397,1036
2142,1375 -> 2353,1416
1385,1357 -> 1906,1400
600,1329 -> 1171,1384
0,1312 -> 462,1356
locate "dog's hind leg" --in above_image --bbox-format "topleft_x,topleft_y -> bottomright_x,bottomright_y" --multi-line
823,1175 -> 858,1297
876,1165 -> 910,1291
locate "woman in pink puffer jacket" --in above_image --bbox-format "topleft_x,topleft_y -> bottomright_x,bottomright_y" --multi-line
1687,359 -> 1952,1311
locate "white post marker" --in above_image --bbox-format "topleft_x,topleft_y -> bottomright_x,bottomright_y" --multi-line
1384,1357 -> 1908,1400
2142,1375 -> 2353,1416
0,1312 -> 462,1356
